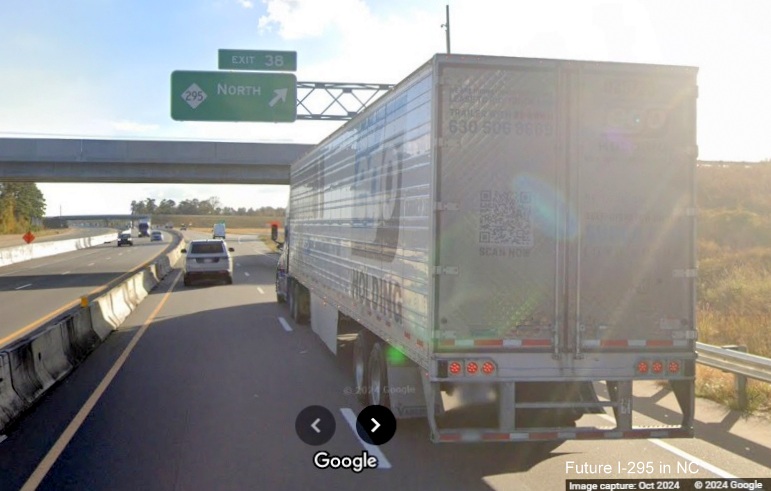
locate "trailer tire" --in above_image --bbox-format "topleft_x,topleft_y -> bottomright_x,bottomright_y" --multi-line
353,330 -> 372,405
367,342 -> 390,409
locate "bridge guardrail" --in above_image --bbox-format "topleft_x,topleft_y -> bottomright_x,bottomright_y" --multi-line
696,342 -> 771,410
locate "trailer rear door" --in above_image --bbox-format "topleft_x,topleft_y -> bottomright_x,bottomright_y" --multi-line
434,59 -> 564,351
570,64 -> 698,353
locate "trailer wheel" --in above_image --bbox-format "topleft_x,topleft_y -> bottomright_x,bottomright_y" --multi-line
353,330 -> 372,405
367,342 -> 390,408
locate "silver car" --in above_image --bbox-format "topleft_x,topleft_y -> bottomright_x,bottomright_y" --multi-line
182,239 -> 234,286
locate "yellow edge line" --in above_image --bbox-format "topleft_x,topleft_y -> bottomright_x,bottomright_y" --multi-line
20,269 -> 182,491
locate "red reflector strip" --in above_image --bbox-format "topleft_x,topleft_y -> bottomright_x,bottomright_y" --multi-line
646,340 -> 674,347
601,340 -> 629,347
438,339 -> 551,348
474,339 -> 503,347
596,339 -> 676,348
403,331 -> 411,340
482,433 -> 511,441
436,427 -> 691,442
439,434 -> 462,442
522,339 -> 551,347
416,339 -> 425,348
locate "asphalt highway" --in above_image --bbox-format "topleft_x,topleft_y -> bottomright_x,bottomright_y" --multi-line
0,233 -> 768,490
0,232 -> 171,347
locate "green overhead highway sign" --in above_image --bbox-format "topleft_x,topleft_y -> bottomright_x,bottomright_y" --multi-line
171,71 -> 297,122
218,49 -> 297,72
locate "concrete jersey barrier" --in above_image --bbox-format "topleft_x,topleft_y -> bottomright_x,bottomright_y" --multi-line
0,237 -> 185,434
0,232 -> 116,268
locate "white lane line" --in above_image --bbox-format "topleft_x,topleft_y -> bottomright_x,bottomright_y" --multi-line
87,263 -> 95,266
60,271 -> 70,275
15,284 -> 32,290
244,272 -> 250,277
0,248 -> 105,277
118,253 -> 123,256
257,287 -> 265,294
340,408 -> 392,470
0,434 -> 6,444
105,257 -> 111,260
236,262 -> 242,267
278,317 -> 293,332
651,439 -> 737,479
19,270 -> 183,491
598,414 -> 736,478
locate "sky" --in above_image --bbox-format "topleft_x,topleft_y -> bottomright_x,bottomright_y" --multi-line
1,0 -> 771,215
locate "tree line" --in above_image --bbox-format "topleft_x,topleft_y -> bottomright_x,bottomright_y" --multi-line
0,182 -> 46,233
130,197 -> 284,217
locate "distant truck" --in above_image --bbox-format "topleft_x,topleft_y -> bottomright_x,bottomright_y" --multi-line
275,54 -> 698,444
137,218 -> 151,237
213,222 -> 226,239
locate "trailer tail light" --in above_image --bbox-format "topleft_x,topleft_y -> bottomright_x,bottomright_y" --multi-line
636,359 -> 684,377
445,359 -> 496,377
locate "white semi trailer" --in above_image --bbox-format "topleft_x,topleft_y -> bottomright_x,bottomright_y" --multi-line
275,54 -> 698,443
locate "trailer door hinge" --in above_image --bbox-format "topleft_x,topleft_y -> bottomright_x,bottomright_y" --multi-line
435,202 -> 459,211
672,268 -> 698,278
434,266 -> 459,276
671,329 -> 698,340
436,137 -> 460,148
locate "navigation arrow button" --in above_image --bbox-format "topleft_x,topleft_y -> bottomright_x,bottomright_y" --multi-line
295,405 -> 335,446
356,405 -> 396,446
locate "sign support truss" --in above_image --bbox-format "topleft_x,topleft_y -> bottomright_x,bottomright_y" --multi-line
296,82 -> 394,121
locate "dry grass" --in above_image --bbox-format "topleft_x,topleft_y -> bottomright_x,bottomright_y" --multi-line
695,164 -> 771,415
187,226 -> 283,253
155,214 -> 282,229
695,365 -> 771,416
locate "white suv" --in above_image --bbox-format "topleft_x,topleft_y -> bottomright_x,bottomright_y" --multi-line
182,239 -> 234,286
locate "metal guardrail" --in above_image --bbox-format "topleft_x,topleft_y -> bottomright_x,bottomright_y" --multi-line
695,342 -> 771,409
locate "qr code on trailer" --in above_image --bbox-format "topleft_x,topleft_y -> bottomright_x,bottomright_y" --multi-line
479,190 -> 533,246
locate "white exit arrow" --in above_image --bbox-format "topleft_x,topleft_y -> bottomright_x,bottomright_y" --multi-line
371,418 -> 380,432
269,88 -> 288,107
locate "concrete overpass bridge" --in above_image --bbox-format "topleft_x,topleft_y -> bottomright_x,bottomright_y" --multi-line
0,138 -> 313,184
42,215 -> 150,229
0,138 -> 753,186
